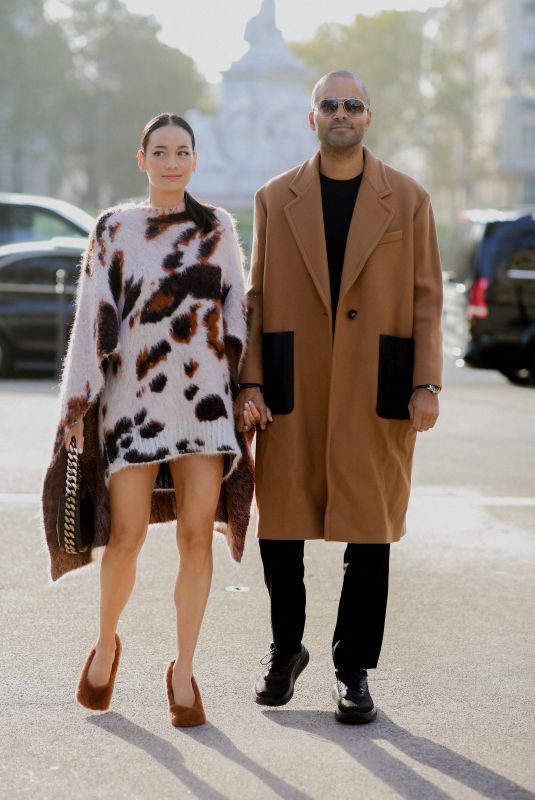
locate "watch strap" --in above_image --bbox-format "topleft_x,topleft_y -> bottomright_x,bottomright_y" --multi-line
414,384 -> 441,394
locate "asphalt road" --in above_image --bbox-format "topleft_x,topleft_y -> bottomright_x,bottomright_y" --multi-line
1,358 -> 534,800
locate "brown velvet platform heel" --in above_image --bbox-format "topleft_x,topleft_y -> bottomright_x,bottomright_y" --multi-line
75,633 -> 122,711
166,661 -> 206,727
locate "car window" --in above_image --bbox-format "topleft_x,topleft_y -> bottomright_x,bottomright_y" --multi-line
514,230 -> 535,251
0,254 -> 81,285
0,204 -> 85,244
478,218 -> 535,279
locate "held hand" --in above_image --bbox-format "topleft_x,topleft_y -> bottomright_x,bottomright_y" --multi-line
408,388 -> 439,432
65,419 -> 84,453
235,387 -> 273,432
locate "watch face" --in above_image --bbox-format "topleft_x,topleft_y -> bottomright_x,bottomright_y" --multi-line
416,384 -> 441,394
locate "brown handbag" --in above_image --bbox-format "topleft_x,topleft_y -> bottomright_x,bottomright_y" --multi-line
56,438 -> 94,553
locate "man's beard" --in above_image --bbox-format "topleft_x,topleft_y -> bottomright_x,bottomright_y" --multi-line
322,125 -> 364,154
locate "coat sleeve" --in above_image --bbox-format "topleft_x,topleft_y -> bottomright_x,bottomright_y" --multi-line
412,194 -> 443,388
218,210 -> 247,382
54,214 -> 120,451
238,189 -> 266,385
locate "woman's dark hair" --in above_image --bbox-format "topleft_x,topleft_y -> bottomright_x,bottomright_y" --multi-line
140,112 -> 217,234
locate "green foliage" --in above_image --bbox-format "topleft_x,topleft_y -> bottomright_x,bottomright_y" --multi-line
292,11 -> 426,162
58,0 -> 208,206
290,9 -> 479,212
424,46 -> 475,203
0,0 -> 76,193
232,210 -> 254,269
0,0 -> 208,206
434,220 -> 450,254
1,2 -> 476,216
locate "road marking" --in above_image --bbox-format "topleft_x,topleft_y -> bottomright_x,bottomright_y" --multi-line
0,493 -> 40,504
1,491 -> 534,508
412,489 -> 535,507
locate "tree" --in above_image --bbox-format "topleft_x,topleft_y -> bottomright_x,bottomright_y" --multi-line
0,0 -> 76,193
291,11 -> 427,165
58,0 -> 208,206
424,44 -> 476,213
0,0 -> 209,206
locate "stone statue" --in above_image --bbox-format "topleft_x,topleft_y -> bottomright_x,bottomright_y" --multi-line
188,0 -> 314,209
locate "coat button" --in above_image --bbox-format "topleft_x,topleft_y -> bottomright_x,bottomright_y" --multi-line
347,309 -> 358,319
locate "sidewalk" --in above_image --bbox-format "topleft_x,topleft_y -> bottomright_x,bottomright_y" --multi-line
1,374 -> 534,799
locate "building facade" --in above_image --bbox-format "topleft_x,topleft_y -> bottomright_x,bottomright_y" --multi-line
433,0 -> 535,210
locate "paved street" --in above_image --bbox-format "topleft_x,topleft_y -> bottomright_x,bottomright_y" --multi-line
1,358 -> 534,800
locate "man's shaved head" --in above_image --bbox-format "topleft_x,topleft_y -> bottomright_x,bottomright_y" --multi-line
311,71 -> 370,109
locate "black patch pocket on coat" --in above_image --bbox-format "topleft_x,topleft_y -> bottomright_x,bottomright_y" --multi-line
376,334 -> 414,420
262,331 -> 294,414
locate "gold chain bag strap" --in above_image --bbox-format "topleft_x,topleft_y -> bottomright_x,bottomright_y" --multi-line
56,438 -> 94,553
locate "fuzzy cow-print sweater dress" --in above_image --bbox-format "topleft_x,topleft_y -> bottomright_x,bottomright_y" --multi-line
41,202 -> 254,582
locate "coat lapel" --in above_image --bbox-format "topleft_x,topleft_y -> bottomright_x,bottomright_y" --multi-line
283,148 -> 395,308
284,153 -> 330,313
339,147 -> 395,299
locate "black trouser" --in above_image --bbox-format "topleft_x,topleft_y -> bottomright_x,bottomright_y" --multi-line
259,539 -> 390,673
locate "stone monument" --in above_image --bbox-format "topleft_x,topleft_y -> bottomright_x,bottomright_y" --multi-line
187,0 -> 314,209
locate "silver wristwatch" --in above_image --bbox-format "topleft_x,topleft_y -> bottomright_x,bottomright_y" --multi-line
415,384 -> 441,395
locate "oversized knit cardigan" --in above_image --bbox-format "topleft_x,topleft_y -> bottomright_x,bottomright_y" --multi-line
41,201 -> 254,582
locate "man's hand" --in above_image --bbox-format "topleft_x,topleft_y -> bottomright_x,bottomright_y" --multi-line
408,388 -> 439,432
235,387 -> 273,432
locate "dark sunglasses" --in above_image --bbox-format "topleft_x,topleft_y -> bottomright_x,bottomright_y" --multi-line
316,97 -> 369,117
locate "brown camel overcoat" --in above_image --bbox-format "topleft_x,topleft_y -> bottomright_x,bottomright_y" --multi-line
239,147 -> 443,543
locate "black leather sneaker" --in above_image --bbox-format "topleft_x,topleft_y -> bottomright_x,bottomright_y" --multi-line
254,644 -> 310,706
332,670 -> 377,724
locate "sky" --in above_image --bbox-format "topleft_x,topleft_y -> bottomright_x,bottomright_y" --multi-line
120,0 -> 447,83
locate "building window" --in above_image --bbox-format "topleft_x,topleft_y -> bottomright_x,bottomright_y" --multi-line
523,178 -> 535,203
523,125 -> 535,152
523,28 -> 535,57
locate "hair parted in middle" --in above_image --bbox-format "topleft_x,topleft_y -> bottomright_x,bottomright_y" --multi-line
140,112 -> 217,234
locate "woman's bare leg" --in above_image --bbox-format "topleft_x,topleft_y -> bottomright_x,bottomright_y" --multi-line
87,463 -> 158,686
169,455 -> 224,707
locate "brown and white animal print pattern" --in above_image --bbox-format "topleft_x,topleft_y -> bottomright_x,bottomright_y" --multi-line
56,203 -> 247,483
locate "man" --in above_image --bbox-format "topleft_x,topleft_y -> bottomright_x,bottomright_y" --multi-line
236,70 -> 442,724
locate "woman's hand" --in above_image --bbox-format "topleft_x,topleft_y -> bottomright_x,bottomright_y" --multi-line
65,419 -> 84,453
235,387 -> 272,432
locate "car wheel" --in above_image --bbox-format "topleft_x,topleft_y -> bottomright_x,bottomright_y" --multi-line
0,333 -> 13,378
498,367 -> 530,386
528,351 -> 535,386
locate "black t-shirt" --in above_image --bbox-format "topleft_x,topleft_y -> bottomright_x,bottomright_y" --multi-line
320,172 -> 363,326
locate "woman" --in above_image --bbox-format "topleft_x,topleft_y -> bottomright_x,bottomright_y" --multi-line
41,113 -> 252,727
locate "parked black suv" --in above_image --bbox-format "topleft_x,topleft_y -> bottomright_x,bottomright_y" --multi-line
0,238 -> 86,375
458,212 -> 535,383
